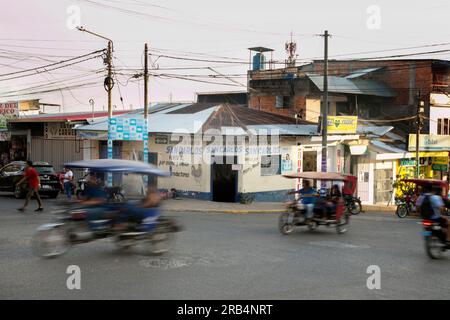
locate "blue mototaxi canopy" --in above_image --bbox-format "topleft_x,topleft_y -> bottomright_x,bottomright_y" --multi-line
64,159 -> 170,177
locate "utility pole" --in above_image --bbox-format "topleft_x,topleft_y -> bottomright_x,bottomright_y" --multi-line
320,30 -> 330,174
107,41 -> 113,118
415,91 -> 424,178
143,43 -> 149,190
77,26 -> 114,185
144,43 -> 149,119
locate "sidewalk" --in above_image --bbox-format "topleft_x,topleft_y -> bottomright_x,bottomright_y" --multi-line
161,198 -> 398,214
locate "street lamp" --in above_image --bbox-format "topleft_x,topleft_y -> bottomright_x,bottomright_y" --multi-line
77,27 -> 114,186
76,26 -> 113,117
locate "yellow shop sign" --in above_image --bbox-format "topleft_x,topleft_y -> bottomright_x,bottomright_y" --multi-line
327,116 -> 358,134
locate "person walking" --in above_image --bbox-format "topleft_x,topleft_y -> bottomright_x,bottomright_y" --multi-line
63,167 -> 74,200
16,160 -> 43,212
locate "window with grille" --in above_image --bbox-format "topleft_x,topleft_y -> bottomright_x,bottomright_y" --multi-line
437,118 -> 450,135
275,96 -> 291,109
261,155 -> 281,176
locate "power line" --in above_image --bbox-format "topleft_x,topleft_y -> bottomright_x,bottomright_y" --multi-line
0,49 -> 104,78
0,54 -> 104,82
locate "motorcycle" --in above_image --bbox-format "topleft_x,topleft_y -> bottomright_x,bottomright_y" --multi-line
76,174 -> 125,203
344,195 -> 362,215
32,159 -> 179,258
395,193 -> 415,218
422,219 -> 450,259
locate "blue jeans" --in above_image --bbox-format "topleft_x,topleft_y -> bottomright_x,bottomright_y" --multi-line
64,182 -> 72,199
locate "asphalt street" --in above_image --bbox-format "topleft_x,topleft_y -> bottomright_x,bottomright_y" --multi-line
0,194 -> 449,300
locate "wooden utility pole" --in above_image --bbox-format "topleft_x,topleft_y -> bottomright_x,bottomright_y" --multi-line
321,30 -> 330,173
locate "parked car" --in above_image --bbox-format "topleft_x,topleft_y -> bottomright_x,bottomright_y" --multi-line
0,161 -> 61,198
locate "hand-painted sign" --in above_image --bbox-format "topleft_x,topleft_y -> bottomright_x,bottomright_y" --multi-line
155,134 -> 168,144
327,116 -> 358,134
0,101 -> 19,129
44,123 -> 76,139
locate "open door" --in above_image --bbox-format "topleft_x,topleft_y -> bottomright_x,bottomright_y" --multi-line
211,155 -> 237,202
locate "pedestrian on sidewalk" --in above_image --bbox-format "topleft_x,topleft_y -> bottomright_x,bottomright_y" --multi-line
63,167 -> 74,200
16,160 -> 43,212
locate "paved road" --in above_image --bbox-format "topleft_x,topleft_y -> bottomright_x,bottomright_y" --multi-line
0,194 -> 449,300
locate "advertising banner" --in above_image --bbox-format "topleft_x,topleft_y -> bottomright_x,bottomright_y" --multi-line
327,116 -> 358,134
0,101 -> 19,130
409,134 -> 450,151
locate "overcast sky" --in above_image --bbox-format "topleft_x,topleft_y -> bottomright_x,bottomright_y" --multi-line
1,0 -> 450,112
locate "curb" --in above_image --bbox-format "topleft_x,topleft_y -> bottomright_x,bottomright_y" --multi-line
165,208 -> 397,214
164,208 -> 285,214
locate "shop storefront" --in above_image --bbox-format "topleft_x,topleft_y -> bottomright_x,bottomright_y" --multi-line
396,152 -> 449,180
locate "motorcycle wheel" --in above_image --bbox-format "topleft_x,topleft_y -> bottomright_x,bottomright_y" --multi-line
307,221 -> 318,231
396,205 -> 409,218
142,231 -> 174,256
278,212 -> 295,235
114,236 -> 134,251
31,227 -> 70,258
425,236 -> 444,259
349,200 -> 362,215
336,215 -> 348,234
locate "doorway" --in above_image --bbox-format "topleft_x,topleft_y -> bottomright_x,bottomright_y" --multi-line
374,168 -> 393,203
99,140 -> 123,186
211,155 -> 238,202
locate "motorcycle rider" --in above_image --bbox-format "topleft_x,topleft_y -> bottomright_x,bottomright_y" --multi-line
326,184 -> 342,218
416,184 -> 450,242
297,180 -> 317,221
116,185 -> 161,231
81,173 -> 113,225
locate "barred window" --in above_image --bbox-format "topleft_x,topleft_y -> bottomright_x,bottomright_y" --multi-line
261,155 -> 281,176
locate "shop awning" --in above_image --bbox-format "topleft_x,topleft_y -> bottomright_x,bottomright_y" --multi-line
349,145 -> 368,155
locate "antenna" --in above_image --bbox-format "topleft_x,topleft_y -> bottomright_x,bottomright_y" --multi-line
285,31 -> 297,67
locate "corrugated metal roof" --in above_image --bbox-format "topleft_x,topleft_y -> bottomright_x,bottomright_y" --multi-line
357,125 -> 393,137
247,124 -> 319,136
9,110 -> 132,123
75,103 -> 391,138
76,106 -> 219,134
166,103 -> 219,114
307,74 -> 396,97
371,140 -> 407,153
345,67 -> 382,79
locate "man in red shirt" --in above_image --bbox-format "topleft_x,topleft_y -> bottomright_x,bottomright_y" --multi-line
16,161 -> 43,212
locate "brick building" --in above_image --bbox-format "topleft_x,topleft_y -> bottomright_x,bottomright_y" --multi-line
248,59 -> 450,137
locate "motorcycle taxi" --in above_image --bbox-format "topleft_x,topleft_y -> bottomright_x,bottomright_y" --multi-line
279,172 -> 353,235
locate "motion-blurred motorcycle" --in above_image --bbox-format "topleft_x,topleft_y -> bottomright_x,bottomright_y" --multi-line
32,159 -> 181,258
